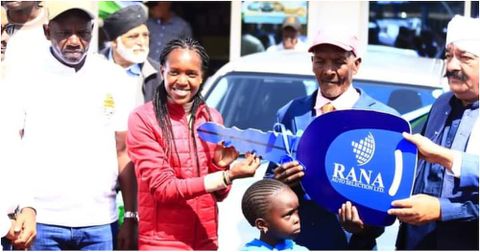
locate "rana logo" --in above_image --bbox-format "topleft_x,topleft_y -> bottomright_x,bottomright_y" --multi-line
332,132 -> 385,193
352,133 -> 375,166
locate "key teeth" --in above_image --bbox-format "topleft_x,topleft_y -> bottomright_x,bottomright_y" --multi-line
248,128 -> 264,134
229,125 -> 290,138
198,122 -> 301,164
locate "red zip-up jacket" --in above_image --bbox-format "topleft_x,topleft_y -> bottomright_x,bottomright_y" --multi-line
127,101 -> 230,250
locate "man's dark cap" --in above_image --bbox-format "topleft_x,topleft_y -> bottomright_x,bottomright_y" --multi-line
103,5 -> 147,41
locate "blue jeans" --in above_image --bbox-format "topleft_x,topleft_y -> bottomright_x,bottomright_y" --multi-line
30,222 -> 118,250
1,237 -> 12,250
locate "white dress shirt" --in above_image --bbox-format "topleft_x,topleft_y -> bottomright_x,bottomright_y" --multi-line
314,84 -> 360,116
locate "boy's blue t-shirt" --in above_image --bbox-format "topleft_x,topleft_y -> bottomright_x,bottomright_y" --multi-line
241,238 -> 309,251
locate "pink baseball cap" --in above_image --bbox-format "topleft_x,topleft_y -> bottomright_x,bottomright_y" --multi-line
308,27 -> 360,56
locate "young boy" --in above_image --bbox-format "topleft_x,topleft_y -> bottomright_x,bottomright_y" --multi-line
241,179 -> 308,251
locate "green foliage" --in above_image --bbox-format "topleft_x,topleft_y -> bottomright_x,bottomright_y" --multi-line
98,1 -> 121,20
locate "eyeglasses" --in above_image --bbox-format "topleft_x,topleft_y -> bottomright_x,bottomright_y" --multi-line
1,23 -> 16,36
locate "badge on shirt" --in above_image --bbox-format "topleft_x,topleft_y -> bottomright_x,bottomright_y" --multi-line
103,93 -> 115,120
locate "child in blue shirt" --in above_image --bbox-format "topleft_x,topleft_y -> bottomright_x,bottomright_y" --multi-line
240,179 -> 308,251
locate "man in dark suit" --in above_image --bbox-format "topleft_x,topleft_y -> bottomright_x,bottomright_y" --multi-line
265,26 -> 398,250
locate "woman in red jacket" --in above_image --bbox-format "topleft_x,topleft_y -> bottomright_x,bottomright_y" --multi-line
127,38 -> 260,250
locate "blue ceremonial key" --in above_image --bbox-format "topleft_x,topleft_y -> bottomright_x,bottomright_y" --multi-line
197,122 -> 299,164
197,110 -> 417,226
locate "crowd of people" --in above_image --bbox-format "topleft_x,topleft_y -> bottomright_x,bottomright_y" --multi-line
1,1 -> 478,251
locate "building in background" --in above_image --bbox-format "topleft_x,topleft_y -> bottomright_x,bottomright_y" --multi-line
96,1 -> 478,77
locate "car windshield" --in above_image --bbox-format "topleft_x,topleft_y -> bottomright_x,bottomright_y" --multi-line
205,72 -> 440,132
205,73 -> 317,131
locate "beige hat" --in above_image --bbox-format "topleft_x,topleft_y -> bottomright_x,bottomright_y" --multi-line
446,15 -> 480,56
45,1 -> 96,21
1,6 -> 7,25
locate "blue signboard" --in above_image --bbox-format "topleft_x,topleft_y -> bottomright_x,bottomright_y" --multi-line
298,110 -> 417,226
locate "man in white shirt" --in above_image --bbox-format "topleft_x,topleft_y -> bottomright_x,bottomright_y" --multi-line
1,1 -> 50,77
11,2 -> 137,250
0,122 -> 37,251
266,16 -> 307,53
1,6 -> 37,250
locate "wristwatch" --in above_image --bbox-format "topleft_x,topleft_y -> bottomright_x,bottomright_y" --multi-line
124,211 -> 139,221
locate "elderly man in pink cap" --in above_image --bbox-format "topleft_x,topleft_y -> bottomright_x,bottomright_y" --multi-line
388,15 -> 479,250
264,27 -> 397,250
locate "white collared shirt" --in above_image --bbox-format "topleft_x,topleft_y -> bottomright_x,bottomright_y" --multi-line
0,80 -> 22,243
13,49 -> 136,227
3,7 -> 50,77
314,84 -> 360,116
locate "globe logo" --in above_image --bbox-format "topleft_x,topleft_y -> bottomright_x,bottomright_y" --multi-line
351,133 -> 375,166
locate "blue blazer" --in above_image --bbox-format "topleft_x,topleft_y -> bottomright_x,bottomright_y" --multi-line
265,88 -> 397,250
396,92 -> 479,250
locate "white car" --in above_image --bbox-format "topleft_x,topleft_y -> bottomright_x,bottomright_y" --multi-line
202,45 -> 446,250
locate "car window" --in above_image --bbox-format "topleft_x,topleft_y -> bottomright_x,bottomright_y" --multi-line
410,113 -> 428,134
205,73 -> 316,131
353,80 -> 441,114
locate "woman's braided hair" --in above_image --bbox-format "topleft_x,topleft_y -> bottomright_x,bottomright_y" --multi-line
153,38 -> 210,158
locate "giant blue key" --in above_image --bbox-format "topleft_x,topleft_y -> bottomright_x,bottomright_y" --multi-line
197,122 -> 299,164
198,109 -> 417,226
